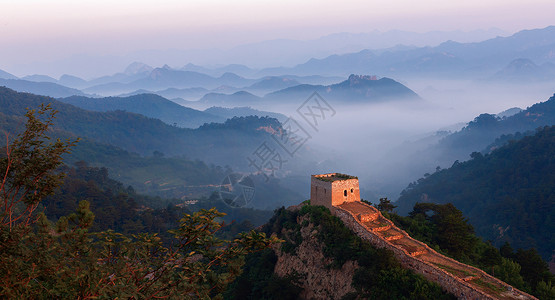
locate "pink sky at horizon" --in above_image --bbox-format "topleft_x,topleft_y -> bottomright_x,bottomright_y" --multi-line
1,0 -> 554,77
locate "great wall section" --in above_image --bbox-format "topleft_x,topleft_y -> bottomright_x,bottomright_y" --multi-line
310,173 -> 537,300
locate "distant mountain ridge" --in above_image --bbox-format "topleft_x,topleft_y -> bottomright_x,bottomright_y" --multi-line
192,74 -> 419,108
268,26 -> 555,78
5,26 -> 555,96
5,26 -> 554,101
0,78 -> 85,98
198,91 -> 262,107
435,93 -> 555,162
59,93 -> 223,128
0,69 -> 17,79
21,74 -> 58,83
247,76 -> 300,91
83,67 -> 256,96
491,58 -> 555,82
266,74 -> 420,103
375,93 -> 555,202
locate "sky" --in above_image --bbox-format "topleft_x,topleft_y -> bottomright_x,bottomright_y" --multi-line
1,0 -> 555,77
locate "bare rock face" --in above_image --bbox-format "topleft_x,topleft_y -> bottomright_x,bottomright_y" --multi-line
273,214 -> 358,300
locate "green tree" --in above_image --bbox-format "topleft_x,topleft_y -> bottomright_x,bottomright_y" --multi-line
493,258 -> 526,290
0,104 -> 77,229
0,104 -> 280,298
377,197 -> 397,213
409,203 -> 477,259
536,281 -> 555,300
513,248 -> 553,291
480,243 -> 502,276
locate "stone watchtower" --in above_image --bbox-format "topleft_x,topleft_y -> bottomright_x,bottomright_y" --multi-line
310,173 -> 360,209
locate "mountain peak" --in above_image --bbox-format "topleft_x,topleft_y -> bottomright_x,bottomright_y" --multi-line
0,69 -> 18,80
124,62 -> 153,75
347,74 -> 379,84
507,58 -> 538,68
219,72 -> 242,80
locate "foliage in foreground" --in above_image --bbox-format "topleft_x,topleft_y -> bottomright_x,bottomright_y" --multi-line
0,105 -> 280,299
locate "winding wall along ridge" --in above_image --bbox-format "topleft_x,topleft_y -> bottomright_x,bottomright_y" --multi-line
332,201 -> 536,300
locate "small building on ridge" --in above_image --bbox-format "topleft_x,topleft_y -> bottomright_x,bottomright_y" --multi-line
310,173 -> 360,209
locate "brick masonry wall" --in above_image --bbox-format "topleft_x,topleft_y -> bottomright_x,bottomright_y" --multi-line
331,202 -> 537,300
310,177 -> 333,209
331,179 -> 360,206
310,175 -> 360,209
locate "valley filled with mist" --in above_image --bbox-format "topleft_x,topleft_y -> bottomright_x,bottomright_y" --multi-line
1,5 -> 555,297
3,26 -> 555,206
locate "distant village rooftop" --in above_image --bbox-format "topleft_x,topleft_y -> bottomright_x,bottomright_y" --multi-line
313,173 -> 358,182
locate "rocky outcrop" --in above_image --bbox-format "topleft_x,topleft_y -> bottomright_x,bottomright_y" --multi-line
273,214 -> 358,300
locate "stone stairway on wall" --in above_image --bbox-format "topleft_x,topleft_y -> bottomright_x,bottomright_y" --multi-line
334,201 -> 536,300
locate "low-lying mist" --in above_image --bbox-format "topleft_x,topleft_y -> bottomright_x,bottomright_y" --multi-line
243,78 -> 555,203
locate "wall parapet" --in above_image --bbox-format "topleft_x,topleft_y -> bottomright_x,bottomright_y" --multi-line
331,201 -> 536,300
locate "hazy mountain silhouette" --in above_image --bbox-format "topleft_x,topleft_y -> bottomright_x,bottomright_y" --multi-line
21,74 -> 58,83
490,58 -> 555,82
434,93 -> 555,162
198,91 -> 262,107
0,69 -> 17,80
156,87 -> 210,100
496,107 -> 523,119
184,74 -> 419,107
0,78 -> 85,98
272,26 -> 555,78
266,74 -> 420,103
181,63 -> 256,77
58,74 -> 88,89
159,29 -> 507,72
83,62 -> 154,90
134,67 -> 239,90
59,93 -> 224,128
247,76 -> 300,91
218,72 -> 255,87
112,73 -> 341,102
85,66 -> 254,95
124,62 -> 154,75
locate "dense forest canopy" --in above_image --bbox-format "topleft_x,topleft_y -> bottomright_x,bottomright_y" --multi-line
397,125 -> 555,260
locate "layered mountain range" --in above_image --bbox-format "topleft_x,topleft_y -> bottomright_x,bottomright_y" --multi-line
2,26 -> 554,101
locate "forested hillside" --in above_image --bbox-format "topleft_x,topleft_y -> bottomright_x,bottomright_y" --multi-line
435,93 -> 555,163
382,202 -> 554,298
397,125 -> 555,260
0,87 -> 281,166
0,87 -> 303,209
44,162 -> 274,235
